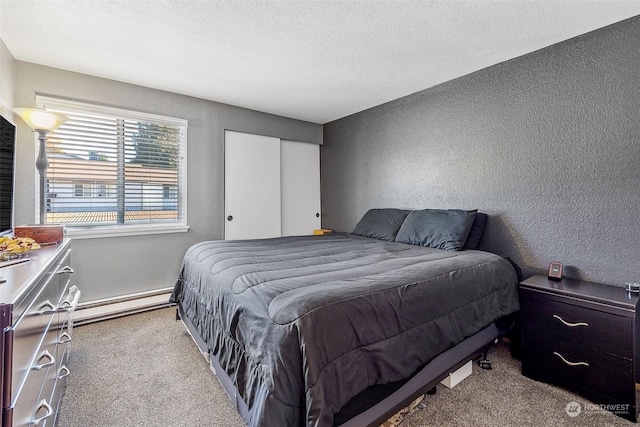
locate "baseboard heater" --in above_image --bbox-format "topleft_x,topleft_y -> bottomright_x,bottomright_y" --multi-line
73,288 -> 174,326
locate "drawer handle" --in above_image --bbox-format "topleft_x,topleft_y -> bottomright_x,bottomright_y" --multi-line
56,265 -> 74,274
553,351 -> 589,367
60,287 -> 82,312
58,365 -> 71,379
32,350 -> 56,371
37,300 -> 57,315
58,332 -> 72,344
552,314 -> 588,328
29,399 -> 53,426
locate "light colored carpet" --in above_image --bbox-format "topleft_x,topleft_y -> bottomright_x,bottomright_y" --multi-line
57,308 -> 635,426
57,307 -> 244,427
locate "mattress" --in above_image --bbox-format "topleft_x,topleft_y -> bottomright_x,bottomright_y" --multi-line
170,233 -> 519,426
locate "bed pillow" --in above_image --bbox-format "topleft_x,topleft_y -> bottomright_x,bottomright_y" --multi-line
395,209 -> 477,251
351,208 -> 411,241
462,212 -> 488,250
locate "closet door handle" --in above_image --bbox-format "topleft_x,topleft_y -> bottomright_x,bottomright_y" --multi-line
29,399 -> 53,426
227,215 -> 233,221
553,351 -> 589,367
552,314 -> 588,328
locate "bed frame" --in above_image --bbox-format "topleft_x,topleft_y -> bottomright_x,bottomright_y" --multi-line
176,304 -> 514,427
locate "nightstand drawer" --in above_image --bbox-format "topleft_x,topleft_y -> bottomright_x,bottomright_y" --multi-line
523,338 -> 633,404
521,291 -> 632,357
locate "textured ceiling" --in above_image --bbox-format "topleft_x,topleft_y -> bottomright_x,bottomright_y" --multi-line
1,1 -> 639,124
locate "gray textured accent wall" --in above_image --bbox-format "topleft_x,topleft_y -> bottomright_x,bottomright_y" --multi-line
322,17 -> 640,286
13,61 -> 322,302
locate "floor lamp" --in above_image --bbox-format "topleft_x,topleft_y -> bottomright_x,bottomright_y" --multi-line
13,108 -> 68,224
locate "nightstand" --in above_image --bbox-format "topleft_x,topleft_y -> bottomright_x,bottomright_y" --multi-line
520,274 -> 640,422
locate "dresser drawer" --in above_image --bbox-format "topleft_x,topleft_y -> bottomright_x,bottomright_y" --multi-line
55,318 -> 72,371
37,362 -> 70,427
523,337 -> 633,403
10,269 -> 57,323
521,290 -> 632,357
35,362 -> 60,427
9,283 -> 61,404
8,325 -> 59,427
48,365 -> 70,427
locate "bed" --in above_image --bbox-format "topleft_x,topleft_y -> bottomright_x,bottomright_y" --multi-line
170,208 -> 520,427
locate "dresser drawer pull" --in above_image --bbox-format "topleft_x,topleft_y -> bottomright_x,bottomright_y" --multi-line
58,332 -> 72,344
60,286 -> 81,312
32,350 -> 56,371
553,351 -> 589,367
56,265 -> 74,274
37,300 -> 58,315
58,365 -> 71,379
552,314 -> 588,328
29,399 -> 53,426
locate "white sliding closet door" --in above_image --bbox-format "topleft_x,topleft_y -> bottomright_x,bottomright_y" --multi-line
225,131 -> 321,240
225,130 -> 281,240
281,140 -> 321,236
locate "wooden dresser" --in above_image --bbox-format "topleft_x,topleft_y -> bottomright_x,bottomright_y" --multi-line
0,240 -> 78,427
520,274 -> 639,422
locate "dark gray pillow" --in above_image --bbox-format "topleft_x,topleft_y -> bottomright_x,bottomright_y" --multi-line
395,209 -> 477,251
462,212 -> 488,250
352,208 -> 410,241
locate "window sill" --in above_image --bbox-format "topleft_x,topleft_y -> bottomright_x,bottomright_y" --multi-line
65,224 -> 190,240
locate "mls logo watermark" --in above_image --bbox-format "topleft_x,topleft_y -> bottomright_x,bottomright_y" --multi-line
565,400 -> 630,417
565,401 -> 581,417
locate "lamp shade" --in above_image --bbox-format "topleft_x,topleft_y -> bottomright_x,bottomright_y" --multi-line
13,107 -> 68,132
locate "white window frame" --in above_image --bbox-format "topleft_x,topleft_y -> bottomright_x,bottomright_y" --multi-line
36,95 -> 189,239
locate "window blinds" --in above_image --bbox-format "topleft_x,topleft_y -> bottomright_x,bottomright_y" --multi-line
36,96 -> 187,228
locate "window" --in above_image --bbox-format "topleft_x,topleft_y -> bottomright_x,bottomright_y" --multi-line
37,96 -> 187,236
74,183 -> 90,197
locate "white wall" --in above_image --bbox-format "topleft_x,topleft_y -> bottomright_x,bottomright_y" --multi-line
13,61 -> 322,302
0,38 -> 14,117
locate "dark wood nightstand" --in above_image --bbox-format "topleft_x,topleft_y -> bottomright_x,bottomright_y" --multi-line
520,274 -> 640,422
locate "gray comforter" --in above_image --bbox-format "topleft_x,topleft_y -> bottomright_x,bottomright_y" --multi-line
170,233 -> 519,427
